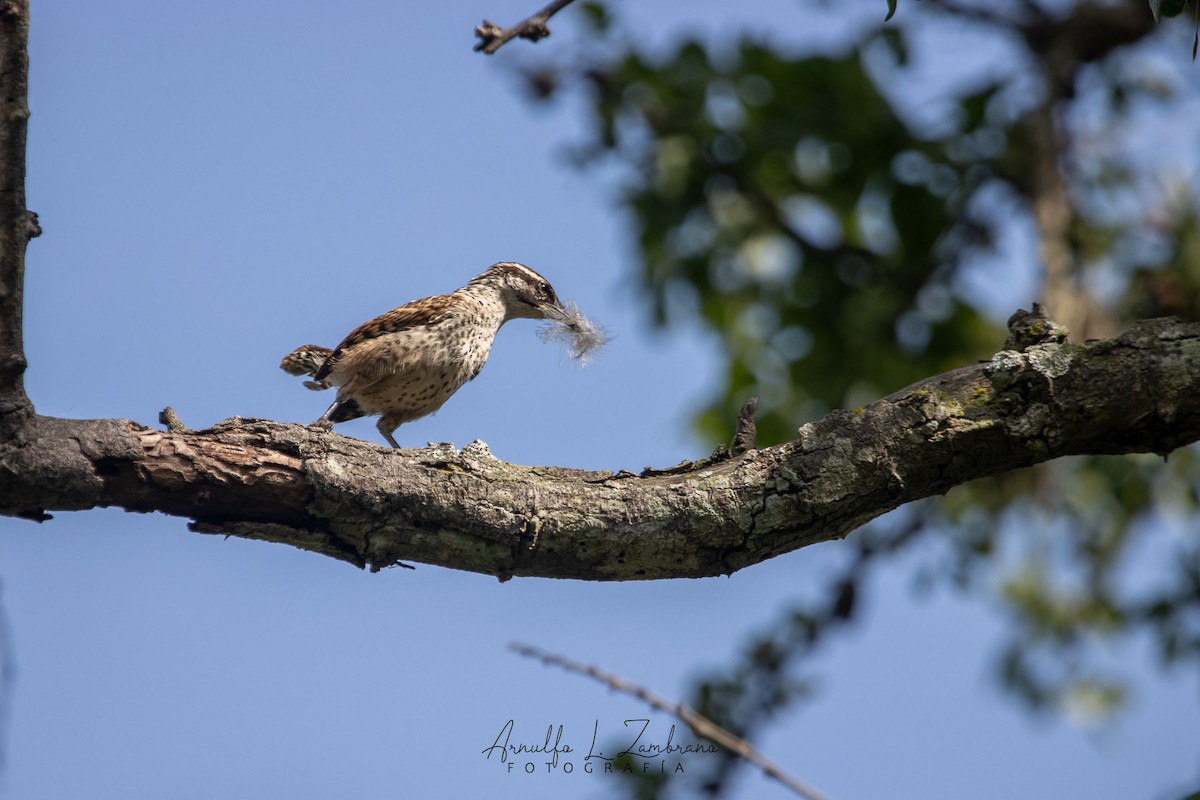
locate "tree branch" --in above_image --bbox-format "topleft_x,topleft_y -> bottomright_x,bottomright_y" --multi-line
2,313 -> 1198,580
3,2 -> 1198,583
510,642 -> 834,800
474,0 -> 577,55
0,0 -> 37,446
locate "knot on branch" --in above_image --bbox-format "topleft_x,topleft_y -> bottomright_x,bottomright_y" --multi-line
990,306 -> 1074,424
985,332 -> 1075,430
518,21 -> 552,42
461,439 -> 497,460
1004,303 -> 1069,351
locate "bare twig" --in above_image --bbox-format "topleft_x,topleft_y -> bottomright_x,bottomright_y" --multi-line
158,406 -> 193,435
509,642 -> 836,800
474,0 -> 577,55
730,396 -> 759,455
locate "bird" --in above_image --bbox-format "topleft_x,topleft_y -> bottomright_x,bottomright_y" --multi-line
280,262 -> 576,449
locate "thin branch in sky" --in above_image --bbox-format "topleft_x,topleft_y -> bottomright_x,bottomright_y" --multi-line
474,0 -> 577,55
509,641 -> 836,800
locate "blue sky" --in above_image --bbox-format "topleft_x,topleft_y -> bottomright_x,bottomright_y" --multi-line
1,2 -> 1197,798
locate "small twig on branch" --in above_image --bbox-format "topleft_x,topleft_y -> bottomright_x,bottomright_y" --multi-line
509,642 -> 835,800
158,406 -> 193,435
730,395 -> 759,455
474,0 -> 577,54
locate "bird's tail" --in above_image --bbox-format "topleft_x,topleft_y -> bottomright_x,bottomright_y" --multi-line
284,345 -> 364,423
280,345 -> 333,390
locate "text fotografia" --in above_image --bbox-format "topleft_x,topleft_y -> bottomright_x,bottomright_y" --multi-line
482,719 -> 719,775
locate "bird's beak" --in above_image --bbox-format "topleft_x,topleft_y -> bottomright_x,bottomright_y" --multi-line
539,299 -> 571,324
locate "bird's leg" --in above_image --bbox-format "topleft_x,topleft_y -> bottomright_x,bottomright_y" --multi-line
311,400 -> 338,430
377,418 -> 401,449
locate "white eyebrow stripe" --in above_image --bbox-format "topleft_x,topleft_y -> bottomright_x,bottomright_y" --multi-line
492,262 -> 548,284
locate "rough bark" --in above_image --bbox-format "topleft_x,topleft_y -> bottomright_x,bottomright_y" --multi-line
3,1 -> 1199,582
0,0 -> 36,447
2,315 -> 1198,580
